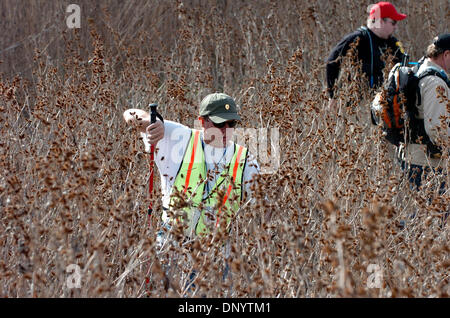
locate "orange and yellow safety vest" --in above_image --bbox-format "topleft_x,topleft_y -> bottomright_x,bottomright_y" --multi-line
162,129 -> 248,236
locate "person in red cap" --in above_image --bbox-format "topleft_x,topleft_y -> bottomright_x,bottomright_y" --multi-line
326,1 -> 407,118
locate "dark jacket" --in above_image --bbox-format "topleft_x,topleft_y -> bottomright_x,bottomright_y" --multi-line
326,27 -> 406,98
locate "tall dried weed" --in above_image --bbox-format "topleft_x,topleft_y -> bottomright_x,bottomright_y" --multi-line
0,0 -> 448,297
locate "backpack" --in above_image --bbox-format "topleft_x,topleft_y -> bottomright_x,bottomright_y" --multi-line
371,57 -> 449,159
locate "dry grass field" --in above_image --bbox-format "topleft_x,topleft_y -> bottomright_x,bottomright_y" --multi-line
0,0 -> 449,298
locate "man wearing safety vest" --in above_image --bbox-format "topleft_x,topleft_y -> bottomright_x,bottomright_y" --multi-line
123,93 -> 260,239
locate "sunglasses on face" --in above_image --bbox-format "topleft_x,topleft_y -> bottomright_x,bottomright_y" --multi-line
383,18 -> 397,26
210,120 -> 237,128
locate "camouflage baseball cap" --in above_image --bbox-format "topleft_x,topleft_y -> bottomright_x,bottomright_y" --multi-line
199,93 -> 241,123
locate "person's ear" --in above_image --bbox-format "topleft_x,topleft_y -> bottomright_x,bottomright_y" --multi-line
198,116 -> 205,128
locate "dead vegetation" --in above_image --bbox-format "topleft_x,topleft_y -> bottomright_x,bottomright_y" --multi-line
0,0 -> 448,297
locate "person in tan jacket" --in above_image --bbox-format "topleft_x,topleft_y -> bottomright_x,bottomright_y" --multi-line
401,33 -> 449,189
397,33 -> 449,228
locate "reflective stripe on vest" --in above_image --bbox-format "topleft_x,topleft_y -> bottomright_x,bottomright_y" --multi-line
166,129 -> 247,235
215,145 -> 244,227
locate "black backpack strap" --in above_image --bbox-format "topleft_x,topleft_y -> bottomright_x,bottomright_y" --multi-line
358,27 -> 374,88
416,67 -> 450,106
417,68 -> 450,87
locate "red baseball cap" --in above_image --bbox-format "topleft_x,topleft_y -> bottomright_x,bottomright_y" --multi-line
369,2 -> 407,21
